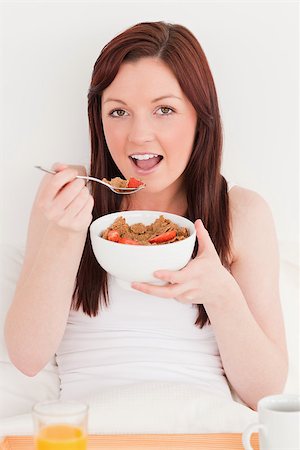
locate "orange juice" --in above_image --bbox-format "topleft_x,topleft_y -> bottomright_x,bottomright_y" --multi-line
36,424 -> 87,450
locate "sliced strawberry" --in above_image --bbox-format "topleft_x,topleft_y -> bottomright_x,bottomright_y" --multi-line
148,230 -> 177,244
127,177 -> 144,188
118,237 -> 140,245
107,230 -> 120,242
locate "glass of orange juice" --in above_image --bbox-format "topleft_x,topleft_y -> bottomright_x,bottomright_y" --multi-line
32,400 -> 88,450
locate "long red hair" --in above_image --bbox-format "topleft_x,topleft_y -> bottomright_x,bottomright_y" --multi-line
73,21 -> 232,328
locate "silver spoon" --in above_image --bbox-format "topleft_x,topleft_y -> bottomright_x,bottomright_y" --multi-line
34,166 -> 145,195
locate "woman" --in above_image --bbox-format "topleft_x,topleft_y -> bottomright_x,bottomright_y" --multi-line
5,21 -> 288,410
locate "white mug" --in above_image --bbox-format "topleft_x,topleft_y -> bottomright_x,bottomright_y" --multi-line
242,394 -> 300,450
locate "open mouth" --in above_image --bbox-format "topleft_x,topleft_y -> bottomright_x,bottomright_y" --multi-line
129,153 -> 163,171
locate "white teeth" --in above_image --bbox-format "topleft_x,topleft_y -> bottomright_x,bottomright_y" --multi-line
131,154 -> 159,160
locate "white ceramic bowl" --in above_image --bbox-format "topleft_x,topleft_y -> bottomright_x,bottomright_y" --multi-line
90,210 -> 196,290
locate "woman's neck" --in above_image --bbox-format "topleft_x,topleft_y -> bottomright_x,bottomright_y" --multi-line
121,183 -> 188,216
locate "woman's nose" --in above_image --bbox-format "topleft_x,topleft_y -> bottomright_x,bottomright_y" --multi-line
127,117 -> 154,145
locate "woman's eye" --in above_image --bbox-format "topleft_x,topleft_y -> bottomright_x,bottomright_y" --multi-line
157,106 -> 174,115
110,109 -> 128,117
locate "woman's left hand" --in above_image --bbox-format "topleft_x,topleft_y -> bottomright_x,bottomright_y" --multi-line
131,219 -> 236,305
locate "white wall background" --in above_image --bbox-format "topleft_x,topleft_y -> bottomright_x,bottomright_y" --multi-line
0,0 -> 298,251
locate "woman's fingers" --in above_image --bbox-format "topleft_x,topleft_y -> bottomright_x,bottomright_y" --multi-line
60,186 -> 92,220
53,163 -> 87,177
175,289 -> 201,304
35,163 -> 94,233
73,195 -> 94,230
47,178 -> 86,219
132,259 -> 204,303
131,278 -> 193,299
131,279 -> 201,305
38,168 -> 79,209
154,268 -> 187,284
57,191 -> 94,231
132,222 -> 224,305
51,162 -> 68,172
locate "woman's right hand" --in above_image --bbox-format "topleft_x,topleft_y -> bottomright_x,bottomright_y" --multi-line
36,162 -> 94,233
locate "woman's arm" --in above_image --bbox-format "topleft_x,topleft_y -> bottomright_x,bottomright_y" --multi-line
4,164 -> 94,376
132,187 -> 288,410
204,187 -> 288,409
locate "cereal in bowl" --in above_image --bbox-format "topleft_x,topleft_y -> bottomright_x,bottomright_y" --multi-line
101,215 -> 190,245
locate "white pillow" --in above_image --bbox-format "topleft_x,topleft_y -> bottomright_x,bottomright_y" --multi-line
279,241 -> 300,394
0,244 -> 59,419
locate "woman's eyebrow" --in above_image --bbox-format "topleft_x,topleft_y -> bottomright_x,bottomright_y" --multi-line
151,95 -> 183,102
103,95 -> 183,105
103,98 -> 128,105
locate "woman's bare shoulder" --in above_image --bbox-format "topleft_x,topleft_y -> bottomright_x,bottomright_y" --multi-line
228,185 -> 277,263
228,185 -> 269,211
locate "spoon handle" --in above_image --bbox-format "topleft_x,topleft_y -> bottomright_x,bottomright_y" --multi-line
34,165 -> 144,194
34,166 -> 110,186
34,166 -> 56,175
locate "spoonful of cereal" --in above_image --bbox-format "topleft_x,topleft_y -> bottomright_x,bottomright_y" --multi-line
34,166 -> 145,194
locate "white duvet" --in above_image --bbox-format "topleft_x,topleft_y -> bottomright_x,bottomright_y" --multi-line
0,382 -> 257,436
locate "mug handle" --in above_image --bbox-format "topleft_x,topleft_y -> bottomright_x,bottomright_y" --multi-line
242,422 -> 265,450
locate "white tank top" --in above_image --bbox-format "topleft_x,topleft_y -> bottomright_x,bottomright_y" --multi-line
56,182 -> 236,400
